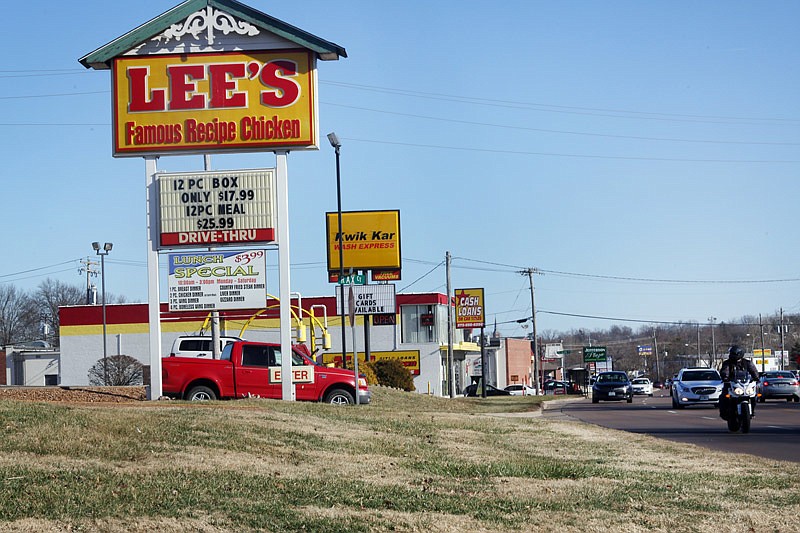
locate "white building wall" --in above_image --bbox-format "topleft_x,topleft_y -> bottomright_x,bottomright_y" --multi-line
59,301 -> 477,395
4,348 -> 60,386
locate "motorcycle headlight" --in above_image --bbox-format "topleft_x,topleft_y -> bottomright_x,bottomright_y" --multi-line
746,383 -> 757,395
733,386 -> 745,395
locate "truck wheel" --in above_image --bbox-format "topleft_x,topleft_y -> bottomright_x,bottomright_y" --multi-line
324,388 -> 354,405
186,385 -> 217,401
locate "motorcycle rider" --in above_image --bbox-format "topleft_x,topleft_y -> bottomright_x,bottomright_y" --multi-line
719,345 -> 759,420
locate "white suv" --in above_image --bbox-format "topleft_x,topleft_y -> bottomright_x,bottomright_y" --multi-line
168,336 -> 242,358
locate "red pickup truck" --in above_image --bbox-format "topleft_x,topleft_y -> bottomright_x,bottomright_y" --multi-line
162,341 -> 371,405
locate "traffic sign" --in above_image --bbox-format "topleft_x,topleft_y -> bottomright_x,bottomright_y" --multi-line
338,274 -> 366,285
557,350 -> 572,355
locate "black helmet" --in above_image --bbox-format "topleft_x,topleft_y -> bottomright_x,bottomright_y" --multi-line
728,345 -> 744,361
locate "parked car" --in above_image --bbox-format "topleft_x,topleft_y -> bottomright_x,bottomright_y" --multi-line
463,383 -> 511,397
631,377 -> 654,396
671,368 -> 723,409
543,380 -> 568,395
591,372 -> 633,403
504,384 -> 536,396
757,371 -> 800,402
168,335 -> 243,358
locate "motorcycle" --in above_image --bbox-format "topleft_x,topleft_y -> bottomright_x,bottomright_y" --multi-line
721,370 -> 758,433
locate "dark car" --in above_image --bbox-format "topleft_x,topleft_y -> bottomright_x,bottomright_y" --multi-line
543,380 -> 568,395
463,383 -> 511,397
591,371 -> 633,403
757,371 -> 800,402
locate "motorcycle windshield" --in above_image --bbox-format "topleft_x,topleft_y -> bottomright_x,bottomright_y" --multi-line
733,369 -> 751,381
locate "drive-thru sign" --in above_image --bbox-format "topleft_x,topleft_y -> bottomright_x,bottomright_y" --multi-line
80,0 -> 346,400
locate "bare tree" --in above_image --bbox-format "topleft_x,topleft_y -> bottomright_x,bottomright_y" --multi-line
87,355 -> 143,386
35,279 -> 85,347
0,285 -> 38,346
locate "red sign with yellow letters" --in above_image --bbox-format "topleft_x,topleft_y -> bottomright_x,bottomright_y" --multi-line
112,50 -> 317,156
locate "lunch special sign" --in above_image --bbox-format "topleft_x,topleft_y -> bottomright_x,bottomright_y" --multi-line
112,49 -> 317,156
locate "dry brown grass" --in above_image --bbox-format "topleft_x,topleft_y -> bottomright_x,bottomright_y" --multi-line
0,387 -> 797,532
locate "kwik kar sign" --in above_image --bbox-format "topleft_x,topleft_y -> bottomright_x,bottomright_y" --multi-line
326,210 -> 401,273
113,50 -> 316,156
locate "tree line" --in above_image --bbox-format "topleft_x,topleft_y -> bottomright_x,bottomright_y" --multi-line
0,279 -> 126,348
539,313 -> 800,378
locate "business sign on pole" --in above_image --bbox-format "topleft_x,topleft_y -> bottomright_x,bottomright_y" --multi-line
637,345 -> 653,358
167,250 -> 266,312
336,284 -> 396,316
326,210 -> 401,274
455,288 -> 485,329
112,50 -> 318,156
583,346 -> 608,363
158,169 -> 276,247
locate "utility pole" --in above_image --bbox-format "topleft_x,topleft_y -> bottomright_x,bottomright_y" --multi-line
79,257 -> 99,304
696,323 -> 701,366
446,251 -> 455,397
708,316 -> 717,368
652,328 -> 660,382
780,308 -> 786,370
759,313 -> 766,373
522,268 -> 540,394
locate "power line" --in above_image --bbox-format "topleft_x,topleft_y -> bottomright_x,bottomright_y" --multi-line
399,260 -> 444,292
454,257 -> 800,284
322,80 -> 800,125
0,259 -> 81,279
343,137 -> 800,164
0,90 -> 108,100
2,73 -> 796,125
325,101 -> 800,147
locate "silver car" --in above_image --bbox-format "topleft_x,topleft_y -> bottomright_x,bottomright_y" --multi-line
757,371 -> 800,402
671,368 -> 723,409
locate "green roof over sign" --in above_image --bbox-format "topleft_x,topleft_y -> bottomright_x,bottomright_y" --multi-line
79,0 -> 346,70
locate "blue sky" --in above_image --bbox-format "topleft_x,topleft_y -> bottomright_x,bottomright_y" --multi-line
2,1 -> 798,336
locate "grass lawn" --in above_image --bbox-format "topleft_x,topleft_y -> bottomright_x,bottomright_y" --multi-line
0,387 -> 797,532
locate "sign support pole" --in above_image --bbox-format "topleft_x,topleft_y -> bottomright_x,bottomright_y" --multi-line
145,156 -> 163,399
349,282 -> 359,405
480,327 -> 486,398
275,151 -> 295,401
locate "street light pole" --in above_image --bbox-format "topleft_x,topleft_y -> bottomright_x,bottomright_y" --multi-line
327,132 -> 347,369
92,241 -> 112,385
708,316 -> 717,368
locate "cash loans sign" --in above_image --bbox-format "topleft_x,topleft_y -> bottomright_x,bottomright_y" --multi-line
455,288 -> 484,329
113,50 -> 317,156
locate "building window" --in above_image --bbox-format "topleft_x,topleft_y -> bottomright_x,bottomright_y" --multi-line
401,305 -> 436,343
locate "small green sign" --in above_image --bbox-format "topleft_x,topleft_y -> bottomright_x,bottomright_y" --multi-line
557,350 -> 572,355
583,346 -> 607,363
338,274 -> 366,285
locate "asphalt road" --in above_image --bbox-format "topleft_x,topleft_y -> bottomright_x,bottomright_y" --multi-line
543,390 -> 800,463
